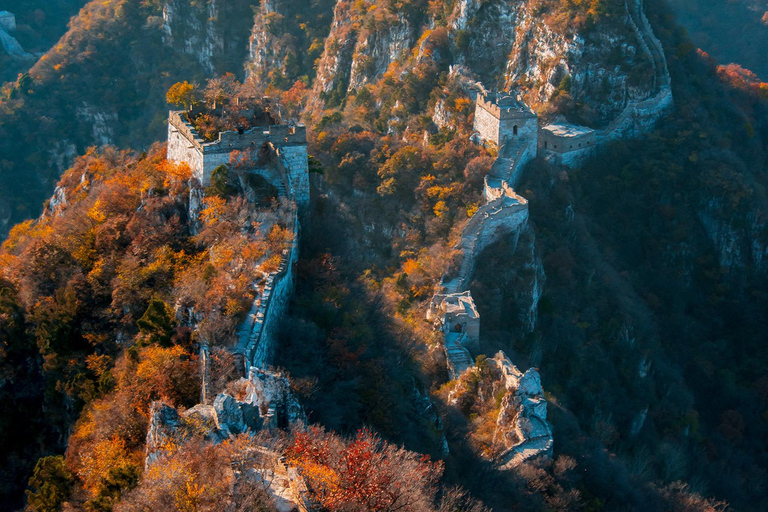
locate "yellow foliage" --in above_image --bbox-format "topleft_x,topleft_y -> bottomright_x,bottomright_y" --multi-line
166,81 -> 196,109
200,196 -> 226,225
466,203 -> 480,218
77,436 -> 132,498
402,258 -> 420,276
87,199 -> 107,223
295,461 -> 340,494
175,474 -> 208,512
2,219 -> 55,253
454,97 -> 472,114
157,159 -> 192,183
135,345 -> 187,383
261,253 -> 283,273
224,297 -> 242,316
433,200 -> 448,218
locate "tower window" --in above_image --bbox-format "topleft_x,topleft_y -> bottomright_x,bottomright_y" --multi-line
513,125 -> 519,136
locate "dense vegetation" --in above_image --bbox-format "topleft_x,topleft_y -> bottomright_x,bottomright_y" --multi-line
268,1 -> 768,511
0,0 -> 87,83
470,3 -> 768,511
666,0 -> 768,79
1,0 -> 768,510
0,0 -> 258,236
0,142 -> 294,508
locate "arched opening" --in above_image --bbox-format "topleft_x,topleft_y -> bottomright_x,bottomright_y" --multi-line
513,125 -> 519,136
453,323 -> 463,333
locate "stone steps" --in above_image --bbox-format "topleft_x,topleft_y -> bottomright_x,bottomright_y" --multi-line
445,337 -> 473,378
499,435 -> 554,469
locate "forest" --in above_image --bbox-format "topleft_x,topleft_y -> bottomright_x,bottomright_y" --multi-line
0,0 -> 767,510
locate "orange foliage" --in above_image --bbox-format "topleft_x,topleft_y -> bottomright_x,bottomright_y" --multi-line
157,160 -> 192,183
287,427 -> 443,512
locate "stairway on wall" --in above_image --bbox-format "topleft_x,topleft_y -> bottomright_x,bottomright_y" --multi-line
490,140 -> 529,183
498,430 -> 554,469
625,0 -> 670,92
444,332 -> 473,378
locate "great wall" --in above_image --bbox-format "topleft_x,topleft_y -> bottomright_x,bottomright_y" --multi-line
148,105 -> 314,510
427,0 -> 673,466
146,0 -> 674,485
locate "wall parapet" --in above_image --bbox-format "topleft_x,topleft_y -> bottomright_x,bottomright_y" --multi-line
234,212 -> 300,372
168,110 -> 307,155
476,93 -> 537,121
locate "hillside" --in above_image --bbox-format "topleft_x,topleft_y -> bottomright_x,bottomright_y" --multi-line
0,1 -> 88,83
666,0 -> 768,79
0,0 -> 767,511
0,0 -> 260,236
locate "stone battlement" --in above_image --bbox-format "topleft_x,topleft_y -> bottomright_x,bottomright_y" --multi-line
476,92 -> 537,121
484,175 -> 528,203
474,91 -> 538,158
234,212 -> 300,372
168,110 -> 306,155
167,110 -> 310,209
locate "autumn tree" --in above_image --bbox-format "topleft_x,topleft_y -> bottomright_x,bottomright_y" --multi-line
287,427 -> 443,512
166,81 -> 198,111
204,73 -> 239,110
137,298 -> 176,348
25,456 -> 74,512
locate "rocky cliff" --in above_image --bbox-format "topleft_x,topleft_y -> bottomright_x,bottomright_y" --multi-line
307,0 -> 661,126
162,0 -> 256,75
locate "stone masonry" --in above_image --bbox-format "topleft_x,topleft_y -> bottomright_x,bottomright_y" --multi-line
539,122 -> 597,167
474,91 -> 538,158
167,110 -> 310,210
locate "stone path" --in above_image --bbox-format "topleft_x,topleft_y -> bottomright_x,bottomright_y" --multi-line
444,333 -> 473,378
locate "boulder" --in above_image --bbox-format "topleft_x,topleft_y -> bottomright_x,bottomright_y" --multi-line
214,393 -> 246,435
0,12 -> 16,32
145,402 -> 180,467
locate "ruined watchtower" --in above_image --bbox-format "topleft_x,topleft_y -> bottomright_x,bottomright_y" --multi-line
473,91 -> 538,151
167,109 -> 310,210
539,121 -> 596,167
427,291 -> 480,351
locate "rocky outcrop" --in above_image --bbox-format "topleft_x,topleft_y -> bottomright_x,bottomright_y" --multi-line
697,198 -> 768,273
246,0 -> 291,85
309,0 -> 665,126
0,11 -> 35,61
310,2 -> 420,110
145,367 -> 306,466
76,105 -> 118,146
347,14 -> 415,91
162,0 -> 254,75
489,351 -> 553,468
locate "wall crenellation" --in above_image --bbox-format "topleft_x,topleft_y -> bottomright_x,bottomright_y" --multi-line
167,109 -> 309,208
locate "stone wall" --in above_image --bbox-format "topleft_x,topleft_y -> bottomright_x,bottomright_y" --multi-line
167,110 -> 308,189
598,87 -> 673,142
276,145 -> 311,211
474,97 -> 538,151
474,102 -> 502,145
235,214 -> 300,372
443,196 -> 529,294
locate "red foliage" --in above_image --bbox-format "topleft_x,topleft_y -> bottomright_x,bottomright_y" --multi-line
287,427 -> 443,512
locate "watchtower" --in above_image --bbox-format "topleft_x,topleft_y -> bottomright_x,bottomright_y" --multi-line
473,91 -> 538,149
167,110 -> 310,210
